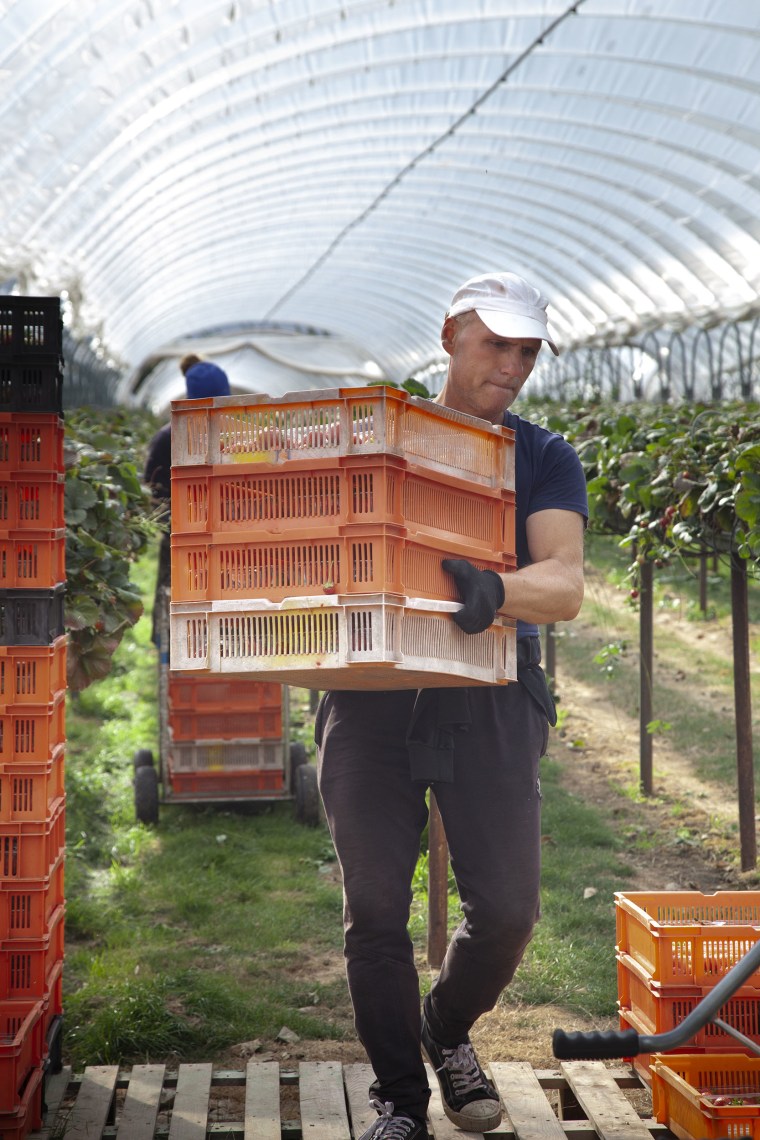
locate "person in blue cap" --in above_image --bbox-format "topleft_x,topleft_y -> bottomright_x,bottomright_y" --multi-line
144,353 -> 231,643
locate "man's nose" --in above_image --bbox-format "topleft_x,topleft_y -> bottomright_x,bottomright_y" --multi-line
500,347 -> 526,377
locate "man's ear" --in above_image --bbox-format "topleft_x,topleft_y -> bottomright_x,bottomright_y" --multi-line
441,316 -> 457,356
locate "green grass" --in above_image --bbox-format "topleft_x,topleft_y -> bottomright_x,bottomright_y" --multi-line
554,532 -> 760,790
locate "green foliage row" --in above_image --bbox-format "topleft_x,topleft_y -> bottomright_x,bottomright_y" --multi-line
524,397 -> 760,573
64,408 -> 162,690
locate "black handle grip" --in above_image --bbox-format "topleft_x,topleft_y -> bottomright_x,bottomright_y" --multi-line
552,1027 -> 640,1060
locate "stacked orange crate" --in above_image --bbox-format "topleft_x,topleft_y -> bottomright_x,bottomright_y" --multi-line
615,889 -> 760,1124
0,297 -> 66,1137
168,387 -> 517,688
165,673 -> 287,797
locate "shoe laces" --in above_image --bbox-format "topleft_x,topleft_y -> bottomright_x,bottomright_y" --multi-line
436,1043 -> 490,1096
362,1099 -> 418,1140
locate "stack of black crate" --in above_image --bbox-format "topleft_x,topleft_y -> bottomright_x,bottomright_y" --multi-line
0,297 -> 66,1139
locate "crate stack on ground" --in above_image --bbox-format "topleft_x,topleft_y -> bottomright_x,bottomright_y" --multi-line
0,297 -> 66,1139
168,386 -> 517,690
164,673 -> 289,799
616,889 -> 760,1138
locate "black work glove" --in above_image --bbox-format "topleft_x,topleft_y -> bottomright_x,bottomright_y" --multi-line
441,558 -> 505,634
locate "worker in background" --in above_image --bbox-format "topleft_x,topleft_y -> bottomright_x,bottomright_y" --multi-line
143,354 -> 231,644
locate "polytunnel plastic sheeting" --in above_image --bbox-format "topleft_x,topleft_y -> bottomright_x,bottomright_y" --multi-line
1,0 -> 760,401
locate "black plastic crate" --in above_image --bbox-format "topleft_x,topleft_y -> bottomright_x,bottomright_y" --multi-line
0,584 -> 66,645
0,297 -> 63,360
0,360 -> 63,413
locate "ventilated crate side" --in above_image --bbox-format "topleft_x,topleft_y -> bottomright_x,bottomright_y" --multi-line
0,851 -> 64,940
0,586 -> 66,646
170,596 -> 516,689
0,997 -> 46,1114
0,796 -> 65,880
0,901 -> 65,999
618,951 -> 760,1049
168,705 -> 283,741
651,1054 -> 760,1138
0,298 -> 62,360
171,458 -> 515,555
171,387 -> 515,490
168,739 -> 285,772
0,751 -> 65,823
0,638 -> 67,707
0,360 -> 63,414
616,890 -> 760,987
0,415 -> 64,474
0,473 -> 65,531
618,1006 -> 733,1085
0,691 -> 66,764
166,765 -> 285,797
0,531 -> 66,590
167,675 -> 282,711
171,526 -> 513,604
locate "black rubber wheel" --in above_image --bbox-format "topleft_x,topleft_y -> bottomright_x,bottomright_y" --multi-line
289,740 -> 307,777
134,763 -> 160,825
133,748 -> 155,771
294,763 -> 320,827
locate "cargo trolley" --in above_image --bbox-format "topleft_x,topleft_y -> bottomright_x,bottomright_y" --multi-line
133,587 -> 320,826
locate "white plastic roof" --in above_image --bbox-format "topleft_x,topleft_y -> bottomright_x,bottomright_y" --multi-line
2,0 -> 760,398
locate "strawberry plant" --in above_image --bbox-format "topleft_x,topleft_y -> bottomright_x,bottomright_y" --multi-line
65,407 -> 163,690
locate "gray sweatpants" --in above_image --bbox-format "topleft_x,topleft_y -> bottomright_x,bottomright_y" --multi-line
315,678 -> 547,1120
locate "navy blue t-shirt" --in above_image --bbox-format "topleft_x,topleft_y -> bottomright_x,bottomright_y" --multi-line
503,409 -> 588,639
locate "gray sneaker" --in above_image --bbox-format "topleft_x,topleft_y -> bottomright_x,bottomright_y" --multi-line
356,1099 -> 427,1140
421,1017 -> 502,1132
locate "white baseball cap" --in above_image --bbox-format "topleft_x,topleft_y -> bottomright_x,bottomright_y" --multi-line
447,271 -> 559,356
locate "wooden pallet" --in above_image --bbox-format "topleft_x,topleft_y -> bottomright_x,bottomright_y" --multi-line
34,1060 -> 675,1140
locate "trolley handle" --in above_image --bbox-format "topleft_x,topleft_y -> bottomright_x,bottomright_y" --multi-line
552,1027 -> 640,1061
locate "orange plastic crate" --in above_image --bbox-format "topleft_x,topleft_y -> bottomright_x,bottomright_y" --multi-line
168,739 -> 285,773
0,851 -> 64,940
0,796 -> 65,879
651,1054 -> 760,1138
0,530 -> 65,588
0,749 -> 66,822
171,386 -> 515,490
0,691 -> 65,763
171,454 -> 515,551
168,705 -> 283,742
167,675 -> 282,711
0,1058 -> 44,1138
0,474 -> 64,531
0,415 -> 64,474
170,594 -> 516,689
616,890 -> 760,987
0,902 -> 64,998
167,765 -> 285,797
171,524 -> 514,605
0,638 -> 67,708
618,951 -> 760,1050
619,1005 -> 747,1085
0,998 -> 46,1113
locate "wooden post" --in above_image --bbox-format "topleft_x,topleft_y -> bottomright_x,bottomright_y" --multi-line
639,560 -> 654,796
699,550 -> 708,615
731,553 -> 756,871
427,792 -> 449,968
